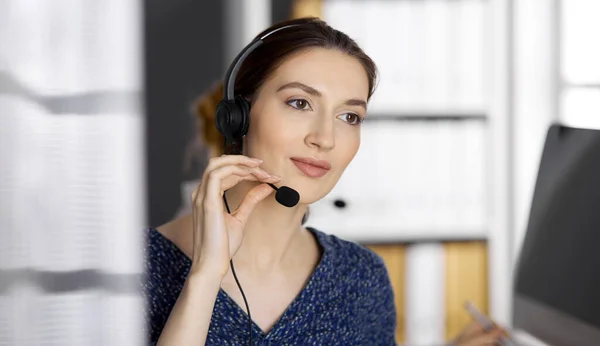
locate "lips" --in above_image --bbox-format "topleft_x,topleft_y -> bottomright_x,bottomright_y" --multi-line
290,157 -> 331,178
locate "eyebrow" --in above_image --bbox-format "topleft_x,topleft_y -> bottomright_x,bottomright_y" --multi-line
277,81 -> 321,96
276,81 -> 367,110
345,98 -> 367,110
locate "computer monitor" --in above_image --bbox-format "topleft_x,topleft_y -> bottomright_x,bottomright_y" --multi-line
513,124 -> 600,345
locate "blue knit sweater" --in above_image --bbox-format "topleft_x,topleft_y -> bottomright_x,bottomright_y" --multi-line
142,227 -> 397,345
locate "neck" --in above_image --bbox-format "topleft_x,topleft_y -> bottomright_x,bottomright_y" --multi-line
224,181 -> 308,272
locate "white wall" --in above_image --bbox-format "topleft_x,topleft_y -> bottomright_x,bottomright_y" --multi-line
511,0 -> 560,263
224,0 -> 271,65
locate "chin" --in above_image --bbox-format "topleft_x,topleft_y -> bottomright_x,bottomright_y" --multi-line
294,183 -> 336,205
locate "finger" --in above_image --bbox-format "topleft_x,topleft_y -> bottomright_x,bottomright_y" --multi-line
203,155 -> 262,179
193,163 -> 278,216
198,155 -> 264,205
459,335 -> 501,346
460,328 -> 507,346
208,164 -> 277,191
219,166 -> 280,192
232,183 -> 276,224
245,165 -> 281,181
204,165 -> 280,210
191,179 -> 206,215
488,328 -> 508,339
203,165 -> 252,210
491,324 -> 510,337
190,181 -> 205,252
216,165 -> 281,192
461,322 -> 486,338
192,167 -> 240,215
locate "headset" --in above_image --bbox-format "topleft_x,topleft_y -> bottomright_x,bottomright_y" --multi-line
215,24 -> 301,209
214,23 -> 302,346
215,24 -> 300,148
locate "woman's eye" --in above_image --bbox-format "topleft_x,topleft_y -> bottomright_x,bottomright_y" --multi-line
288,99 -> 310,110
340,113 -> 363,125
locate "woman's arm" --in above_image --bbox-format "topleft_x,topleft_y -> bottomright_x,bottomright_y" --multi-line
153,155 -> 279,345
155,270 -> 221,346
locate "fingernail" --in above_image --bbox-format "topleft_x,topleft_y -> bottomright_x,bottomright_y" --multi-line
272,175 -> 282,180
253,158 -> 263,163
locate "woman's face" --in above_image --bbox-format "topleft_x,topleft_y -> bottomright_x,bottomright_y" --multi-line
243,47 -> 370,204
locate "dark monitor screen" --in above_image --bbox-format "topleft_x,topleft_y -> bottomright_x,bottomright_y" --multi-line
513,124 -> 600,345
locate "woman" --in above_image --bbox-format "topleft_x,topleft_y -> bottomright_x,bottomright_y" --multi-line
143,17 -> 506,345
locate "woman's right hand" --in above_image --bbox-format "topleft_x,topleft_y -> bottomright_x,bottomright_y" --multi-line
189,154 -> 282,278
450,321 -> 509,346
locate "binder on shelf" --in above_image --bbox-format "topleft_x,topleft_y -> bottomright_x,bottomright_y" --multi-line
307,120 -> 487,242
322,0 -> 487,117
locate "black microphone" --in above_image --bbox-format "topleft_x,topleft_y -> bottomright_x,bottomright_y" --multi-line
267,183 -> 300,207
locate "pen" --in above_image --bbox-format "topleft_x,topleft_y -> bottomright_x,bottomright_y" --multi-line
463,301 -> 518,346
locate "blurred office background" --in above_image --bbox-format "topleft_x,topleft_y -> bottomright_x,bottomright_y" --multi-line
1,0 -> 600,345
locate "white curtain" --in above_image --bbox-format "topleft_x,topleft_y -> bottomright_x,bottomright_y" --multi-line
0,1 -> 145,345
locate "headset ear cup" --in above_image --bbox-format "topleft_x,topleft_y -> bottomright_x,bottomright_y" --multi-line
215,100 -> 232,140
215,97 -> 250,143
236,96 -> 251,138
215,99 -> 239,142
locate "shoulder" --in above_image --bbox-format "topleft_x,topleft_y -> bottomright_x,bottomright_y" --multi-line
141,227 -> 191,300
310,227 -> 394,299
143,227 -> 191,277
140,228 -> 191,343
310,227 -> 388,279
309,227 -> 398,342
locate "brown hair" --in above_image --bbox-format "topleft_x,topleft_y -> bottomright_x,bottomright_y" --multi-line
193,82 -> 225,156
194,17 -> 378,156
236,17 -> 378,104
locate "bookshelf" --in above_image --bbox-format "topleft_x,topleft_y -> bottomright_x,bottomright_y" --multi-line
314,0 -> 490,242
315,0 -> 521,343
559,0 -> 600,130
312,1 -> 502,344
323,0 -> 487,119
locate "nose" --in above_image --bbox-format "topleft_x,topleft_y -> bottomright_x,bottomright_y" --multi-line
305,114 -> 335,151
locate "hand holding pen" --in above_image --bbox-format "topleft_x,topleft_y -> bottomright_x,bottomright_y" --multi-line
448,301 -> 514,346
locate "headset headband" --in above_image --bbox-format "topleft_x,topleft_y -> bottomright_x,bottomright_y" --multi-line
223,24 -> 300,101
